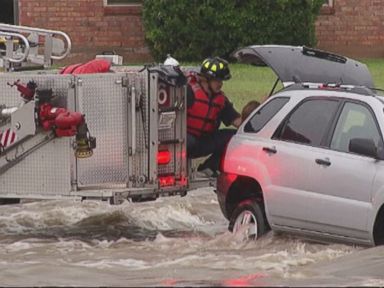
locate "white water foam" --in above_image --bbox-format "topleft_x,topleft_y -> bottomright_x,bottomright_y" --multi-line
127,202 -> 211,231
73,258 -> 148,269
0,189 -> 369,287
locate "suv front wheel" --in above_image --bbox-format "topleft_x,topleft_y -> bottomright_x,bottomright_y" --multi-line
228,198 -> 269,240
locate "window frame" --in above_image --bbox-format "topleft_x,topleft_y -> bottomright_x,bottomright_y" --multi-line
320,0 -> 335,15
323,0 -> 333,7
103,0 -> 142,6
103,0 -> 142,15
13,0 -> 18,24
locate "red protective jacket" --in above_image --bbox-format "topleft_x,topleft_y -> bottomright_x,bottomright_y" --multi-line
187,76 -> 226,138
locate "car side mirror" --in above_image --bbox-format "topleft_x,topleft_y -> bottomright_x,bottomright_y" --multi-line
349,138 -> 378,159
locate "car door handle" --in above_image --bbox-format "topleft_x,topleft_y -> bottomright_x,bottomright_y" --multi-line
262,146 -> 277,154
315,158 -> 331,167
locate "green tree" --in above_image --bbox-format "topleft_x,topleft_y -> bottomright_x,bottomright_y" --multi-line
142,0 -> 324,61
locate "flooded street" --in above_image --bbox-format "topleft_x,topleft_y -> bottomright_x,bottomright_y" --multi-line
0,187 -> 383,287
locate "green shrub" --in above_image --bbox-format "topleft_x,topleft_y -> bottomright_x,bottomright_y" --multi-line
142,0 -> 324,62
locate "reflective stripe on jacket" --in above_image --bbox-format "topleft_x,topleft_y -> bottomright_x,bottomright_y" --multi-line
187,78 -> 226,138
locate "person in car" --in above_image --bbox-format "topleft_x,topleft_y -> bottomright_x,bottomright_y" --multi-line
187,57 -> 242,177
241,100 -> 261,123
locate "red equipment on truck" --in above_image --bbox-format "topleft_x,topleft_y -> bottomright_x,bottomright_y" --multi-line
60,59 -> 111,75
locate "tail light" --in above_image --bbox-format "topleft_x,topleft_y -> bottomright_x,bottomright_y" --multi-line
159,175 -> 175,187
157,149 -> 171,165
219,142 -> 230,173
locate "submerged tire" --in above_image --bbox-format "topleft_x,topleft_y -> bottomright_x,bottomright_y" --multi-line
228,198 -> 269,241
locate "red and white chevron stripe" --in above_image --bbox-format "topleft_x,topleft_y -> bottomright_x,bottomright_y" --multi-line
0,128 -> 17,148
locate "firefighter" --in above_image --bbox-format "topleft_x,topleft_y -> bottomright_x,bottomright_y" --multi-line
187,57 -> 242,177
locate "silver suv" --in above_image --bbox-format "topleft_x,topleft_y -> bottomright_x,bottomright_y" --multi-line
217,45 -> 384,246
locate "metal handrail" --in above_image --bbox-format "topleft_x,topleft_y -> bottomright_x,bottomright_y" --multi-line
0,23 -> 71,60
0,31 -> 30,63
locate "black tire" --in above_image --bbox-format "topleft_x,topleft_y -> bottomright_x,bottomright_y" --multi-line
228,198 -> 269,240
0,198 -> 21,205
130,195 -> 158,203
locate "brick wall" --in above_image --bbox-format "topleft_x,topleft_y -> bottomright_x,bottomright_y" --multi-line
17,0 -> 384,62
316,0 -> 384,58
18,0 -> 152,64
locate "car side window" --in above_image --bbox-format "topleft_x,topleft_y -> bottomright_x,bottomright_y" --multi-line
330,102 -> 383,154
244,97 -> 289,133
277,99 -> 339,146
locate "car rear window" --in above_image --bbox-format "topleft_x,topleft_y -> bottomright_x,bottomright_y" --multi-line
244,97 -> 289,133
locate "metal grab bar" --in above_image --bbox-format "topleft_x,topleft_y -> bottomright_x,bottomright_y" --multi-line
0,23 -> 71,60
130,85 -> 137,156
0,31 -> 30,63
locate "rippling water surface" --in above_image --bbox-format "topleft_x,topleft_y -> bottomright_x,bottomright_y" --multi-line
1,188 -> 383,287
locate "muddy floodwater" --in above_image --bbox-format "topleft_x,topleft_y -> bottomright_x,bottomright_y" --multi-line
1,187 -> 384,287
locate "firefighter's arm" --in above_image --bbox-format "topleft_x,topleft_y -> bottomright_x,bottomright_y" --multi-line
222,98 -> 241,128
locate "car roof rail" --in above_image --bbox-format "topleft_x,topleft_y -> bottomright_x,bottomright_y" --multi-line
283,82 -> 377,96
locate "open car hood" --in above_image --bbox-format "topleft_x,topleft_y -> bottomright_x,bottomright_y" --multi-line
232,45 -> 374,88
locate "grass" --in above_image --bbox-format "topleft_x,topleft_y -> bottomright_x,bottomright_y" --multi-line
362,59 -> 384,88
222,59 -> 384,113
222,64 -> 279,112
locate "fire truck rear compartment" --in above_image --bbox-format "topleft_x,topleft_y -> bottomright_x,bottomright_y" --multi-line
0,69 -> 206,204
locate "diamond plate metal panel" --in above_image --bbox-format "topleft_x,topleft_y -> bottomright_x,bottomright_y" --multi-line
75,73 -> 129,186
0,138 -> 72,195
0,73 -> 73,107
159,126 -> 176,142
0,74 -> 75,196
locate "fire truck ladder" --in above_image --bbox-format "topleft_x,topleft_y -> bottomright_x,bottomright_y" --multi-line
0,23 -> 71,71
0,130 -> 56,176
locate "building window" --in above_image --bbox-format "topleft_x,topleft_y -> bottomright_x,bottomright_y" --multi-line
0,0 -> 17,24
104,0 -> 142,5
323,0 -> 333,7
320,0 -> 335,15
103,0 -> 142,15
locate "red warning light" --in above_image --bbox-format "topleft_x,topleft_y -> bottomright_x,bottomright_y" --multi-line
157,150 -> 171,165
159,175 -> 175,187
